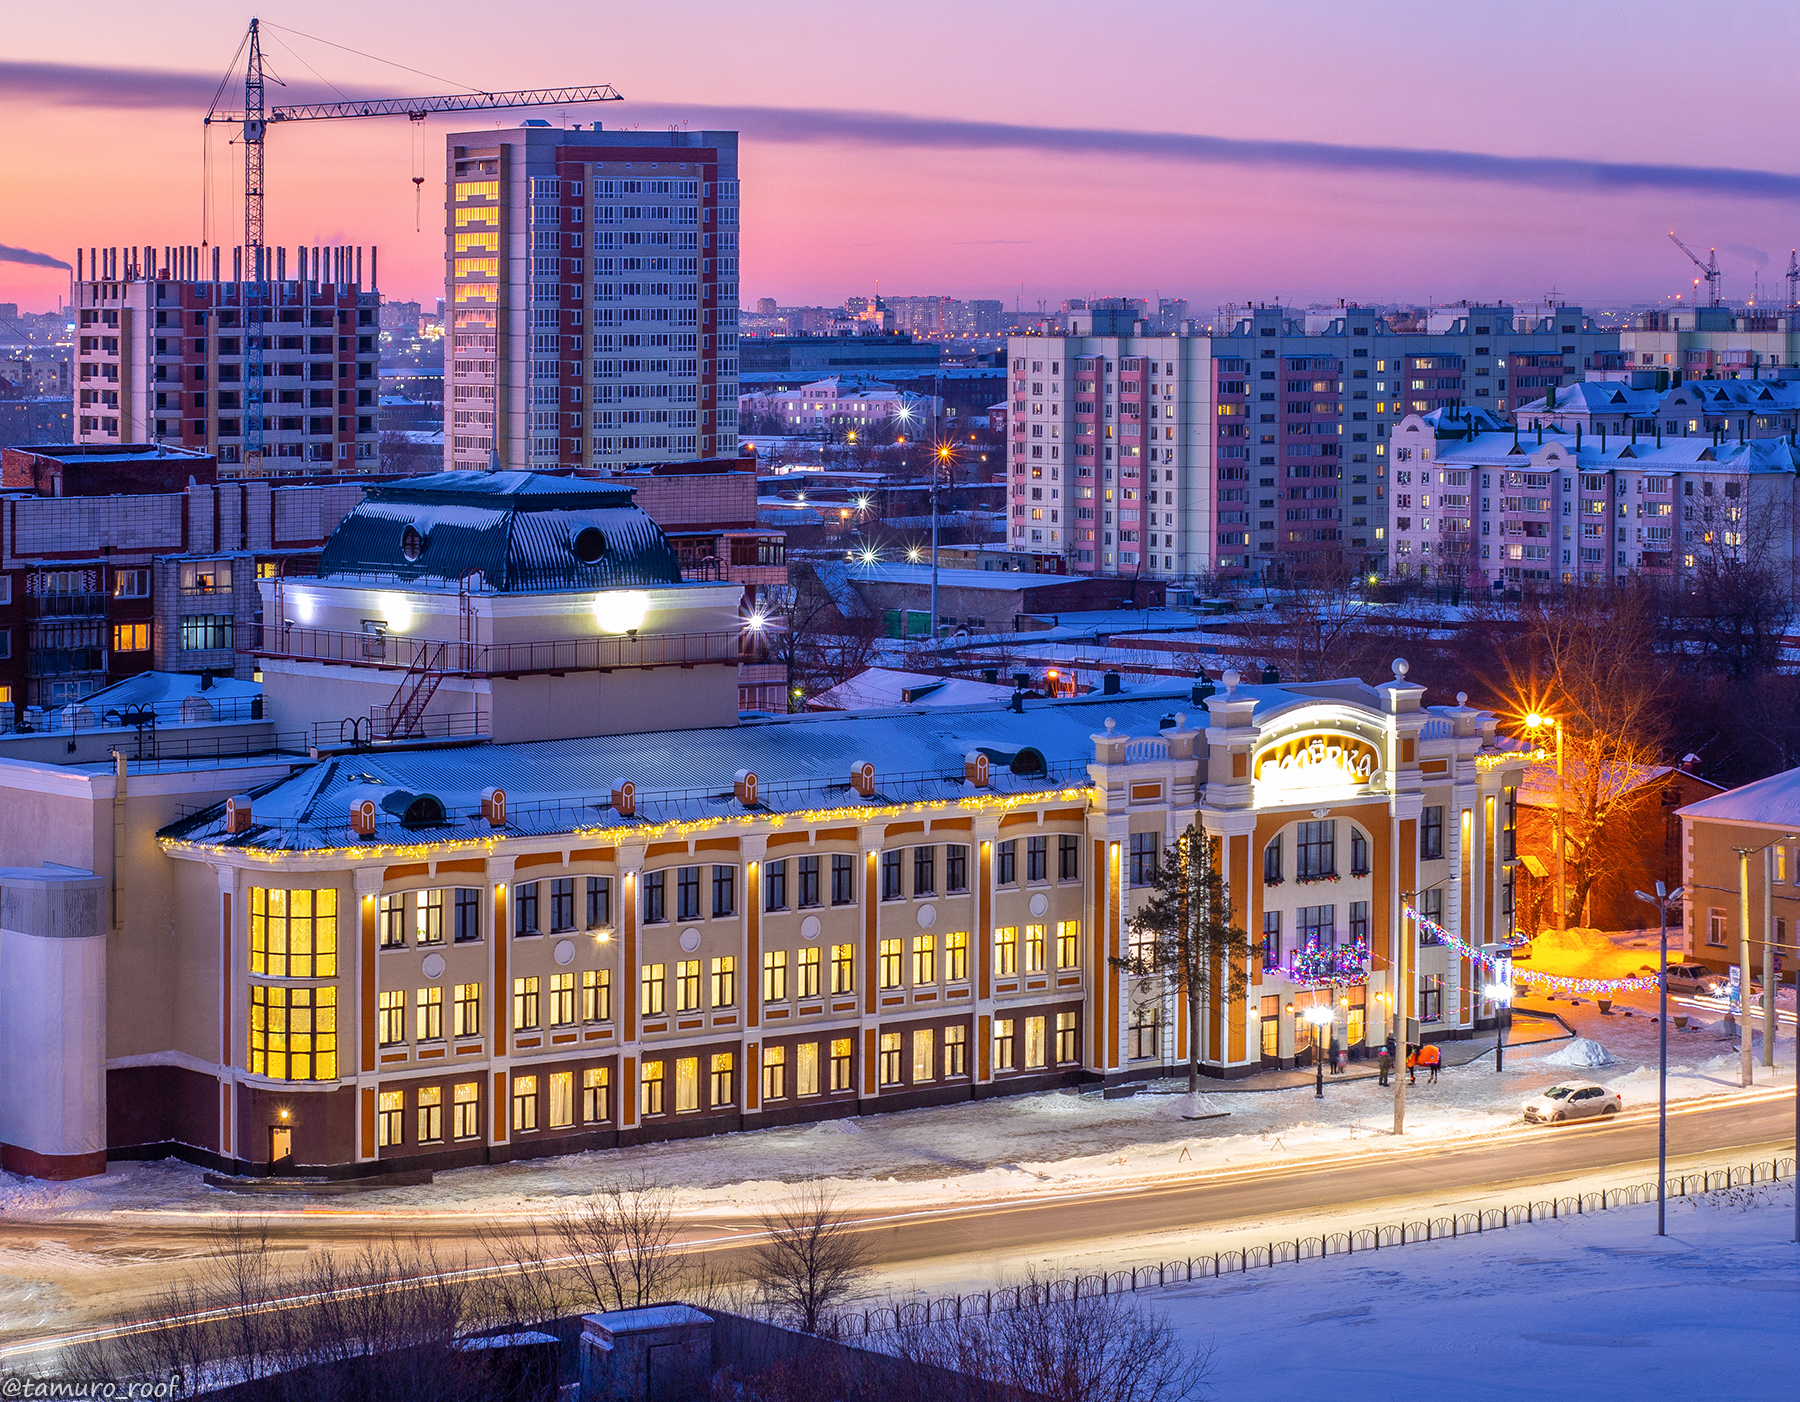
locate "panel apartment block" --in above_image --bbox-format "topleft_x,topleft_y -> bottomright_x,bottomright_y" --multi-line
444,125 -> 740,474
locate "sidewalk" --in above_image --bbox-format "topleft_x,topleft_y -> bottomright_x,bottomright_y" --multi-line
1121,1008 -> 1571,1096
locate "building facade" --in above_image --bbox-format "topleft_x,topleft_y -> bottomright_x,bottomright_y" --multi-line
1007,303 -> 1617,582
1678,770 -> 1800,986
0,468 -> 1524,1178
444,124 -> 740,474
72,243 -> 380,475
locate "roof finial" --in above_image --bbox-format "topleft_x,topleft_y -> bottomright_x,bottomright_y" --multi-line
1391,657 -> 1410,681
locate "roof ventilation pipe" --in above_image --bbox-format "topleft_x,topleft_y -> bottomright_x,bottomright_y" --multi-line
611,780 -> 636,817
850,761 -> 876,797
1102,670 -> 1121,696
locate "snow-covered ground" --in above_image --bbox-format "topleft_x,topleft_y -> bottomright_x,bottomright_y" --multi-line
1151,1184 -> 1800,1399
1,994 -> 1789,1225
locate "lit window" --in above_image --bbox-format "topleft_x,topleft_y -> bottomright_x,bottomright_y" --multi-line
641,1060 -> 666,1116
994,926 -> 1018,977
417,1086 -> 443,1143
879,1032 -> 903,1085
1056,920 -> 1081,970
512,976 -> 540,1030
452,1082 -> 480,1139
249,887 -> 338,978
453,983 -> 481,1037
762,1044 -> 787,1101
416,986 -> 443,1041
710,956 -> 736,1008
878,938 -> 903,989
512,1074 -> 538,1132
249,985 -> 337,1081
912,1027 -> 935,1083
675,1056 -> 700,1112
377,1090 -> 404,1147
1024,1015 -> 1047,1068
111,622 -> 150,652
993,1018 -> 1016,1071
641,963 -> 666,1016
582,1067 -> 611,1123
548,1070 -> 574,1129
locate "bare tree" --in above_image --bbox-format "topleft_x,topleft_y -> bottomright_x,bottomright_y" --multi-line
891,1269 -> 1213,1402
750,1182 -> 874,1337
1111,824 -> 1249,1092
554,1175 -> 687,1313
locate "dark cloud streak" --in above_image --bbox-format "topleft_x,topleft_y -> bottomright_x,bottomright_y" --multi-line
0,245 -> 72,271
6,58 -> 1799,203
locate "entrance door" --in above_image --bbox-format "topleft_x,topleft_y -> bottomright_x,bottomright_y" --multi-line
269,1126 -> 293,1167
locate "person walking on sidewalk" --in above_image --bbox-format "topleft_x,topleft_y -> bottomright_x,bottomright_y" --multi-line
1420,1041 -> 1442,1084
1377,1047 -> 1392,1086
1406,1046 -> 1418,1086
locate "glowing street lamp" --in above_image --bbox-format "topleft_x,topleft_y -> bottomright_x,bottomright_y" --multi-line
1523,710 -> 1566,931
1301,1002 -> 1334,1099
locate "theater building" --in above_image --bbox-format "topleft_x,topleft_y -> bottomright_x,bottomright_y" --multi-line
0,471 -> 1526,1178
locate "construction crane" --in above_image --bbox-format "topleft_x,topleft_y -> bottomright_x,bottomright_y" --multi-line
204,18 -> 622,466
1667,231 -> 1721,307
1787,250 -> 1799,311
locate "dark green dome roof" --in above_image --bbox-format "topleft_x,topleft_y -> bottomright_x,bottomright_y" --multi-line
319,470 -> 681,591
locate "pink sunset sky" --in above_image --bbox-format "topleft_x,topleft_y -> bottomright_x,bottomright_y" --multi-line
5,0 -> 1800,316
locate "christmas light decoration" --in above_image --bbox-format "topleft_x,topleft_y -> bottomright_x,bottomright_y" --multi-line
1289,940 -> 1369,989
1405,905 -> 1661,995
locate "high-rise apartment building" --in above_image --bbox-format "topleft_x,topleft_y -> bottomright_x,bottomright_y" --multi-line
1007,302 -> 1615,581
444,124 -> 740,473
72,243 -> 380,476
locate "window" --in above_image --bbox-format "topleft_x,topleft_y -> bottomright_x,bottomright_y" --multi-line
765,859 -> 788,911
548,972 -> 575,1027
1349,901 -> 1370,949
677,866 -> 701,921
997,840 -> 1017,885
1707,908 -> 1727,946
377,1090 -> 404,1148
912,934 -> 936,985
829,1037 -> 854,1091
249,986 -> 338,1081
453,982 -> 481,1037
1056,920 -> 1081,969
712,865 -> 736,918
586,876 -> 611,928
944,931 -> 968,982
1129,833 -> 1159,886
641,963 -> 667,1016
831,943 -> 855,994
762,1044 -> 788,1101
644,871 -> 666,923
1024,1015 -> 1047,1069
1262,911 -> 1281,966
179,614 -> 233,650
641,1060 -> 666,1116
379,893 -> 407,949
1059,836 -> 1080,881
583,1067 -> 611,1122
879,1033 -> 904,1085
1298,905 -> 1335,950
549,1070 -> 574,1129
878,938 -> 903,989
416,986 -> 443,1041
111,622 -> 150,652
710,1052 -> 735,1107
994,1018 -> 1016,1071
1264,838 -> 1283,884
417,1086 -> 443,1143
797,1041 -> 821,1096
1026,836 -> 1048,882
415,890 -> 444,945
1419,973 -> 1443,1022
113,567 -> 150,598
1056,1011 -> 1079,1064
913,846 -> 936,896
674,959 -> 701,1011
452,1081 -> 480,1139
179,559 -> 232,593
582,969 -> 612,1022
830,854 -> 854,905
1130,1007 -> 1161,1060
1023,924 -> 1046,974
249,888 -> 338,979
711,956 -> 737,1008
1296,821 -> 1335,880
550,878 -> 575,932
378,990 -> 406,1046
513,976 -> 540,1030
1350,828 -> 1369,876
763,949 -> 789,1003
514,881 -> 540,936
944,1024 -> 967,1077
946,845 -> 969,892
511,1074 -> 539,1132
796,946 -> 821,998
1420,807 -> 1444,860
994,926 -> 1018,977
882,850 -> 904,900
912,1028 -> 935,1083
455,888 -> 481,943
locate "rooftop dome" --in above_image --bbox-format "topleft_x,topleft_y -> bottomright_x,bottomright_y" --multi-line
318,470 -> 682,591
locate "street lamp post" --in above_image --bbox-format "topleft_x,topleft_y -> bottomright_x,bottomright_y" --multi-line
1303,1002 -> 1333,1098
1634,881 -> 1685,1237
1730,836 -> 1795,1088
1482,973 -> 1512,1072
1525,712 -> 1566,931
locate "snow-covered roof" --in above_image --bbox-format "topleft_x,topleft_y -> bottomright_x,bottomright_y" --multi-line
1678,766 -> 1800,827
808,667 -> 1016,711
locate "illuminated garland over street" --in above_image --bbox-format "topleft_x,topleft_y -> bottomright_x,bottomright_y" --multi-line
1289,941 -> 1369,990
1404,905 -> 1663,995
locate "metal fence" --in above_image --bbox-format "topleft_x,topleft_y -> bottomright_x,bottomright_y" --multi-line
838,1154 -> 1798,1341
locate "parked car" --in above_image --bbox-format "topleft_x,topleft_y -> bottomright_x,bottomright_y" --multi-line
1523,1081 -> 1622,1125
1664,963 -> 1719,993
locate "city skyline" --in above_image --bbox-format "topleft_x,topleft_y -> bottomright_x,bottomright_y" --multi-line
7,0 -> 1800,314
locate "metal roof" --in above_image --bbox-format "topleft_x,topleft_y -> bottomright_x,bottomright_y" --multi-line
317,470 -> 681,591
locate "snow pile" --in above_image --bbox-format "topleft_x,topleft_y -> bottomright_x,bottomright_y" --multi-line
1540,1036 -> 1618,1068
1527,925 -> 1657,979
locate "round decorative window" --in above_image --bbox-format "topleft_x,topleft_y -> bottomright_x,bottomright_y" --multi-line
572,526 -> 607,563
400,524 -> 425,562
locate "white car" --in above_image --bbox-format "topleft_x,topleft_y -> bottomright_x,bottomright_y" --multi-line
1523,1081 -> 1623,1125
